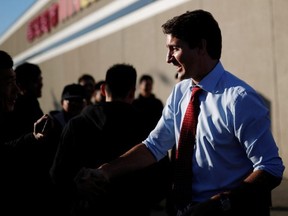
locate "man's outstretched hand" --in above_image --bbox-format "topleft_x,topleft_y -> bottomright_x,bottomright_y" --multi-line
74,167 -> 110,197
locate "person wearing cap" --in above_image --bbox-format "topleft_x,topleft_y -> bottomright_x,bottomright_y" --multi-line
47,83 -> 87,174
45,83 -> 88,215
56,83 -> 88,124
48,83 -> 87,147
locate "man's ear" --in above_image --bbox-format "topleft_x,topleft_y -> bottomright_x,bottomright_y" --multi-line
123,87 -> 136,104
100,83 -> 106,96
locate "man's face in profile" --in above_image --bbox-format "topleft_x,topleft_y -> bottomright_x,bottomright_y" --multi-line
0,68 -> 19,112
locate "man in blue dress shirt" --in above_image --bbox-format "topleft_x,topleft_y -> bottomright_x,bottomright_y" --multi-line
75,10 -> 285,216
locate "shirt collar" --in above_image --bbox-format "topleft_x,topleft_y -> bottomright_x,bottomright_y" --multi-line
197,61 -> 225,93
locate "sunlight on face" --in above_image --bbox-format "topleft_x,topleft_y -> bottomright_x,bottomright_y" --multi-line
165,34 -> 200,80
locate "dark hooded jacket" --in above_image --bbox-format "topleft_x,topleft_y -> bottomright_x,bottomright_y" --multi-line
50,101 -> 172,216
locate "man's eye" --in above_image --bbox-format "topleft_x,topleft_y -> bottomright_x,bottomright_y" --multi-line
172,46 -> 179,51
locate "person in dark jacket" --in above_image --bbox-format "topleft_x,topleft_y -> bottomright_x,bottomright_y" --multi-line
46,83 -> 88,215
48,83 -> 87,157
50,63 -> 172,216
132,74 -> 164,136
12,62 -> 44,136
0,50 -> 49,215
8,61 -> 52,215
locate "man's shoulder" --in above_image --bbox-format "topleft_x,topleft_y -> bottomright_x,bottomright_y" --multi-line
68,104 -> 106,131
154,97 -> 163,105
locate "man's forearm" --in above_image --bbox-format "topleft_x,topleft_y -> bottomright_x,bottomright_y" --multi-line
98,143 -> 157,180
243,169 -> 282,190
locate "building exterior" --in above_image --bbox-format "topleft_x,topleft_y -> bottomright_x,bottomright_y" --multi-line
0,0 -> 287,178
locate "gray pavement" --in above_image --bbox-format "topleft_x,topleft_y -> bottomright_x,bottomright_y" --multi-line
151,178 -> 288,216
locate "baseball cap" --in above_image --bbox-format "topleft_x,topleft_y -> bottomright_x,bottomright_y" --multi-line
61,83 -> 86,100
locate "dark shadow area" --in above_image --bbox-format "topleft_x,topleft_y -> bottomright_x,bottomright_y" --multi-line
270,206 -> 288,211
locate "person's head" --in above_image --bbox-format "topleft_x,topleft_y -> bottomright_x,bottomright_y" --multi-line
94,80 -> 106,103
0,50 -> 20,113
162,9 -> 221,82
103,63 -> 137,103
138,74 -> 154,97
14,62 -> 43,98
78,74 -> 96,103
61,83 -> 87,116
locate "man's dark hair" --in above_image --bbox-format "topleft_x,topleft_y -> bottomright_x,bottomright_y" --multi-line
161,9 -> 222,59
78,74 -> 95,83
105,63 -> 137,99
0,50 -> 13,70
14,62 -> 41,85
139,74 -> 153,84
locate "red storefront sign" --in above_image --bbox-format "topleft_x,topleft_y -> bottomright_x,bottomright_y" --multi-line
27,0 -> 97,42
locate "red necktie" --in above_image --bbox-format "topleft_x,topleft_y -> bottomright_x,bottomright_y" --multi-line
173,86 -> 202,208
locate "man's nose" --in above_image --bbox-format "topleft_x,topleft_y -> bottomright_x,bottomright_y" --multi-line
166,51 -> 173,63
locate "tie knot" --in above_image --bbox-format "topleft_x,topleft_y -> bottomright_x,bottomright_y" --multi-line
192,86 -> 202,96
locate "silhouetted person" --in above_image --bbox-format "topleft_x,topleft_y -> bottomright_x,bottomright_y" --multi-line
50,63 -> 171,216
12,62 -> 44,136
50,83 -> 87,132
46,83 -> 88,215
78,74 -> 96,105
0,50 -> 50,216
132,74 -> 164,136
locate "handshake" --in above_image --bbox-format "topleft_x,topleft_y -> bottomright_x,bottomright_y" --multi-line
74,167 -> 110,197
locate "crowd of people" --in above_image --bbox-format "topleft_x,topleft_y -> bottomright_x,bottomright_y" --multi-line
0,51 -> 170,216
0,9 -> 285,216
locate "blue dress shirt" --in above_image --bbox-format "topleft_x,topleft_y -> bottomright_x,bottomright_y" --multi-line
143,61 -> 285,202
